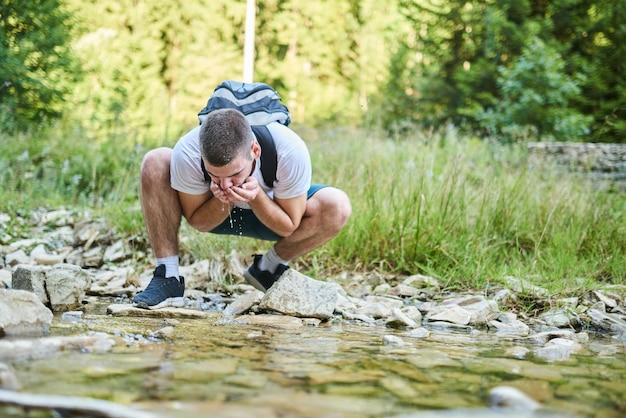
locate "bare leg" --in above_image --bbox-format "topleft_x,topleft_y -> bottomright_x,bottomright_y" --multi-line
274,187 -> 351,260
140,147 -> 181,259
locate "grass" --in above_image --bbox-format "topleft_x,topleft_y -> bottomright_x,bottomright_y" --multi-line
1,122 -> 624,299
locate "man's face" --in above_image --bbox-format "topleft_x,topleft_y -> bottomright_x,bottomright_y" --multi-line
205,150 -> 255,191
205,140 -> 260,191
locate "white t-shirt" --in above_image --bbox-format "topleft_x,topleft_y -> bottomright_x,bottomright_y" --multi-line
170,122 -> 311,209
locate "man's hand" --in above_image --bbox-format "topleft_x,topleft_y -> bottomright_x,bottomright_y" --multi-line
210,176 -> 260,204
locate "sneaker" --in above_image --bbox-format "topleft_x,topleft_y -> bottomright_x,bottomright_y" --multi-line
243,254 -> 289,292
133,265 -> 185,308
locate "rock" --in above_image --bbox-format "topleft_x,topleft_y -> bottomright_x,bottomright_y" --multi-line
586,308 -> 626,334
88,268 -> 136,297
37,208 -> 74,227
593,291 -> 617,309
383,335 -> 407,346
106,303 -> 207,318
0,289 -> 53,336
505,346 -> 531,359
388,284 -> 419,298
30,244 -> 64,266
525,330 -> 578,345
373,282 -> 392,294
0,388 -> 156,418
45,264 -> 92,312
11,265 -> 48,303
493,288 -> 515,304
61,311 -> 84,322
302,318 -> 322,326
0,363 -> 20,390
258,269 -> 338,319
224,290 -> 264,315
364,295 -> 404,310
462,299 -> 500,325
178,259 -> 211,290
407,327 -> 430,338
535,338 -> 584,362
489,313 -> 530,336
427,305 -> 471,325
356,302 -> 393,319
341,311 -> 377,324
402,274 -> 440,288
103,239 -> 128,263
81,247 -> 103,268
0,269 -> 10,288
386,307 -> 419,329
5,249 -> 29,267
154,326 -> 175,338
489,385 -> 541,411
503,276 -> 550,298
334,293 -> 358,314
240,313 -> 304,329
540,308 -> 580,329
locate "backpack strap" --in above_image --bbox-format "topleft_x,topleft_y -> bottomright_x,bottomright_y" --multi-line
200,125 -> 277,187
251,125 -> 277,187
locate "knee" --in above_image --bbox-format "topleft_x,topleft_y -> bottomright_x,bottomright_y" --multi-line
322,188 -> 351,232
336,190 -> 352,228
141,147 -> 172,185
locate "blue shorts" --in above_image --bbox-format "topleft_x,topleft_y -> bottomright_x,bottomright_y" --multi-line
209,184 -> 327,241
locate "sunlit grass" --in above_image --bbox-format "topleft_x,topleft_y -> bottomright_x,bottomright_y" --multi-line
1,122 -> 624,297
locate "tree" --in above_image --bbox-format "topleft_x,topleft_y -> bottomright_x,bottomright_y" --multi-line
479,37 -> 592,141
555,0 -> 626,142
0,0 -> 81,131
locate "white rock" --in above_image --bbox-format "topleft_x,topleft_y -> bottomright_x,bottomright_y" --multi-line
383,335 -> 407,346
428,305 -> 471,325
6,249 -> 29,267
489,386 -> 541,411
0,289 -> 53,336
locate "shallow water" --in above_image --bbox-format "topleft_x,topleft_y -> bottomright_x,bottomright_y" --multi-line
2,298 -> 625,418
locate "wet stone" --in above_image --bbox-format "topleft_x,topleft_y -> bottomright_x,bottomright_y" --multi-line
240,313 -> 304,329
107,303 -> 208,319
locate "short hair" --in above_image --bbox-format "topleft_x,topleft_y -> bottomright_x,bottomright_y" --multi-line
199,108 -> 255,167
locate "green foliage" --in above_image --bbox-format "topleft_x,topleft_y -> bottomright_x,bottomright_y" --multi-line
560,0 -> 626,143
0,0 -> 82,132
478,37 -> 592,142
383,0 -> 625,143
0,122 -> 141,210
60,0 -> 402,145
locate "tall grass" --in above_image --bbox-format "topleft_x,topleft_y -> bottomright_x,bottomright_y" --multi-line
310,126 -> 625,292
1,123 -> 624,294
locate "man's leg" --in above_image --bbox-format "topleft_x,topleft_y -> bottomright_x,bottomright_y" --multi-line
243,186 -> 350,291
274,186 -> 351,261
140,147 -> 181,258
133,148 -> 185,307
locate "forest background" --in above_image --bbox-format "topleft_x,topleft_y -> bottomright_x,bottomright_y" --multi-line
1,0 -> 624,290
2,0 -> 625,143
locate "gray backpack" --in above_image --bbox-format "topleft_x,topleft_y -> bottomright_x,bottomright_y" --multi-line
198,80 -> 291,187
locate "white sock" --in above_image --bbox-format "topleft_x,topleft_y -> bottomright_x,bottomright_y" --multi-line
156,255 -> 180,279
258,247 -> 289,273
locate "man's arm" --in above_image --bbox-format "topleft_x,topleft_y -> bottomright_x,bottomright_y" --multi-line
249,191 -> 307,237
179,191 -> 231,232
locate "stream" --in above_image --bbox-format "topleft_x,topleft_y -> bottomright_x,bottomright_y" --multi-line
1,297 -> 625,418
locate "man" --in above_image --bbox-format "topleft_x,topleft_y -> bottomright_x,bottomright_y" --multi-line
133,108 -> 351,307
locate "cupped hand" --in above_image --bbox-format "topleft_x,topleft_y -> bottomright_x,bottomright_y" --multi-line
210,176 -> 260,204
226,176 -> 260,203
